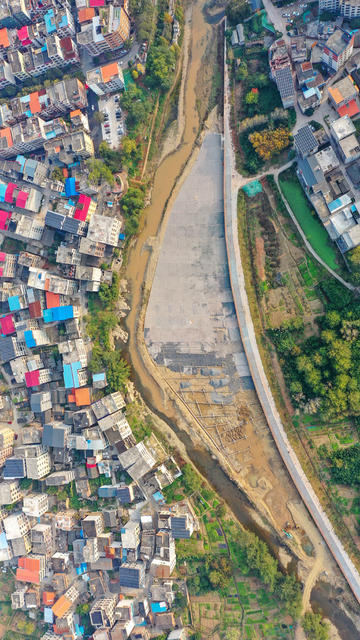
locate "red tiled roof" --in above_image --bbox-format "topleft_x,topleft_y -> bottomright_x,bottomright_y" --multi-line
0,314 -> 15,335
5,182 -> 17,204
338,99 -> 360,118
25,370 -> 40,387
29,300 -> 42,318
0,210 -> 11,230
16,190 -> 29,209
74,194 -> 91,221
46,291 -> 60,308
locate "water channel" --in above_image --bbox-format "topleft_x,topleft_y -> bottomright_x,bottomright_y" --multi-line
122,0 -> 358,635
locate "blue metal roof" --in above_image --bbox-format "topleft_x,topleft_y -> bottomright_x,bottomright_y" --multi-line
151,602 -> 167,613
65,177 -> 79,197
8,295 -> 21,311
43,305 -> 74,323
24,330 -> 36,348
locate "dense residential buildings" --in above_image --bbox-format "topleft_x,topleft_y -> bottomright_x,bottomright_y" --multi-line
0,1 -> 191,638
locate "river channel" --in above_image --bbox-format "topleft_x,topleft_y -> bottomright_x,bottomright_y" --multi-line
122,0 -> 358,635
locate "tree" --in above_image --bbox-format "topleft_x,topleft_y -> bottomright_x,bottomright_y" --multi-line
104,351 -> 130,393
94,110 -> 105,123
236,62 -> 248,82
122,136 -> 137,160
146,44 -> 176,90
302,612 -> 330,640
249,128 -> 291,161
245,90 -> 259,105
276,574 -> 302,618
51,167 -> 65,183
87,158 -> 114,186
348,245 -> 360,270
132,69 -> 139,80
226,0 -> 250,24
181,464 -> 202,493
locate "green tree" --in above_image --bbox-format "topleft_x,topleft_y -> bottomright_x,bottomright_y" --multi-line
303,612 -> 330,640
245,90 -> 259,105
87,158 -> 114,186
348,245 -> 360,270
146,44 -> 176,90
51,167 -> 65,183
226,0 -> 250,24
276,574 -> 302,618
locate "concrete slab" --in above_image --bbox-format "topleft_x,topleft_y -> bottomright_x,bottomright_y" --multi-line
145,132 -> 252,389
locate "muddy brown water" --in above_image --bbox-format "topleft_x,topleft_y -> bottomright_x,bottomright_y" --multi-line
122,0 -> 357,635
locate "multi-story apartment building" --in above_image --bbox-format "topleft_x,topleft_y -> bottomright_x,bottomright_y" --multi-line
0,60 -> 15,89
8,78 -> 87,123
0,480 -> 22,505
86,62 -> 125,96
319,0 -> 360,17
31,523 -> 54,556
103,5 -> 130,49
22,493 -> 49,517
321,29 -> 354,71
3,511 -> 30,539
90,595 -> 117,628
7,49 -> 31,81
77,5 -> 130,56
0,116 -> 67,159
25,452 -> 52,479
0,425 -> 15,448
82,513 -> 104,537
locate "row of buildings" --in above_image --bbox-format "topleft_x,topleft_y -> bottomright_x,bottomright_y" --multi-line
0,0 -> 131,88
295,68 -> 360,254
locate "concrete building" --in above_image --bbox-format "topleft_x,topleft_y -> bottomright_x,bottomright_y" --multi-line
22,493 -> 49,517
3,512 -> 30,539
121,521 -> 140,550
86,62 -> 124,96
25,452 -> 52,479
0,480 -> 22,505
90,595 -> 117,628
328,75 -> 359,116
322,29 -> 354,71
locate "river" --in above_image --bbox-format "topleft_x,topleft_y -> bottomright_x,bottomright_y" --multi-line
122,0 -> 358,635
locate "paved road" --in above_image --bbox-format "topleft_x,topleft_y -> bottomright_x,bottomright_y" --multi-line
223,38 -> 360,605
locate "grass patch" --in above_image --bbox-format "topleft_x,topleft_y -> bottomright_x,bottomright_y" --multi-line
279,168 -> 341,272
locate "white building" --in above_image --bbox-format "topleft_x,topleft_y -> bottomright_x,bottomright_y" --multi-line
22,493 -> 49,517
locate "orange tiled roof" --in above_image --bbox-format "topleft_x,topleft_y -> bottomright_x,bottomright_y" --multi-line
0,28 -> 10,47
52,594 -> 72,618
0,128 -> 13,148
29,91 -> 41,114
18,556 -> 40,571
328,86 -> 343,104
46,291 -> 60,308
78,7 -> 95,22
70,109 -> 81,118
43,591 -> 56,605
16,568 -> 41,584
74,387 -> 91,406
101,62 -> 119,84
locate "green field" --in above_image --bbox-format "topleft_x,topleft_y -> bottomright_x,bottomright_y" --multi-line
279,169 -> 340,272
